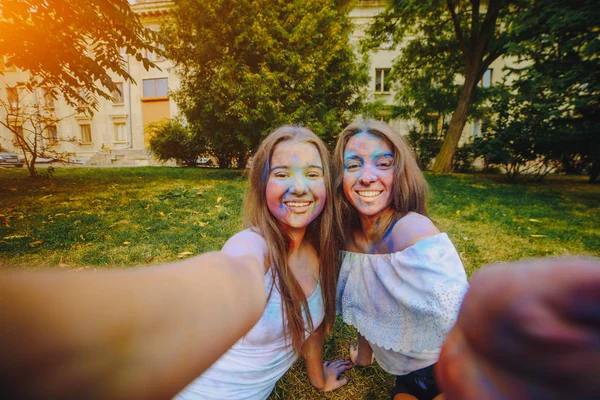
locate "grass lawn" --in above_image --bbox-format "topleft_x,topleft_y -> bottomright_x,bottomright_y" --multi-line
1,167 -> 599,399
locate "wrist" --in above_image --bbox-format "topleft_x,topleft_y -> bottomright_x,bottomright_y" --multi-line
309,374 -> 325,390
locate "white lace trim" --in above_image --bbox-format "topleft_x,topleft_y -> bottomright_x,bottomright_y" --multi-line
336,233 -> 469,354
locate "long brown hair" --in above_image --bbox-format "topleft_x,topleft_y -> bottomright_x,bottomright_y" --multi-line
333,120 -> 429,238
244,125 -> 339,353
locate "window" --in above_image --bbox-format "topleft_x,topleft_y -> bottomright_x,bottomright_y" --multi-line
145,43 -> 165,62
80,124 -> 92,143
42,88 -> 55,109
480,69 -> 493,88
380,33 -> 394,50
142,78 -> 168,98
375,69 -> 391,93
47,125 -> 58,142
114,122 -> 127,142
10,123 -> 23,145
473,119 -> 490,137
77,90 -> 89,109
0,56 -> 15,72
113,83 -> 124,104
6,87 -> 18,108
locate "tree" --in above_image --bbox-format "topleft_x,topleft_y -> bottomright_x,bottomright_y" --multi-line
472,85 -> 560,181
164,0 -> 368,168
0,0 -> 159,110
147,118 -> 205,167
363,0 -> 527,173
505,0 -> 600,183
0,83 -> 77,177
0,0 -> 161,177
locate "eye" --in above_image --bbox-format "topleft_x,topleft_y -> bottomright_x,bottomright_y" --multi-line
307,170 -> 322,179
344,162 -> 361,171
376,160 -> 393,169
273,171 -> 289,178
376,157 -> 394,169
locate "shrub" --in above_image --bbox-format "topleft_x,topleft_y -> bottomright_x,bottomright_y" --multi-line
147,118 -> 204,167
406,127 -> 444,170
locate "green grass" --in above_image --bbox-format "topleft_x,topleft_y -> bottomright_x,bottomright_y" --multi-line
1,167 -> 599,399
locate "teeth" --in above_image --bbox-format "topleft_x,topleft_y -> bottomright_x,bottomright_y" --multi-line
285,201 -> 311,207
357,191 -> 382,198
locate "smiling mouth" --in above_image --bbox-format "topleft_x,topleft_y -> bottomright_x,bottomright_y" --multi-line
284,201 -> 312,208
356,190 -> 383,198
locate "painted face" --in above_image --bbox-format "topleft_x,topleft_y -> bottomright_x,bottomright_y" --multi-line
342,132 -> 395,218
266,140 -> 326,231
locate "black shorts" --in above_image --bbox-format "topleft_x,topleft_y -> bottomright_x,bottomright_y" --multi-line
392,364 -> 440,400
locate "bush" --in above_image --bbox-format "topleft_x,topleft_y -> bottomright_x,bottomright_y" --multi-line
407,127 -> 444,170
147,118 -> 204,167
453,141 -> 477,172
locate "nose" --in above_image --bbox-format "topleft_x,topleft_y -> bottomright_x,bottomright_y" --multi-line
290,175 -> 308,195
359,165 -> 377,185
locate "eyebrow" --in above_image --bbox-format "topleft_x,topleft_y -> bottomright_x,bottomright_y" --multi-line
343,154 -> 361,162
270,164 -> 324,172
374,152 -> 394,159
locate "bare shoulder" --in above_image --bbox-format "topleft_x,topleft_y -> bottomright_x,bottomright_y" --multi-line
222,229 -> 269,272
389,212 -> 441,252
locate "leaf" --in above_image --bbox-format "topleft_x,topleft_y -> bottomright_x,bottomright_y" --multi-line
530,234 -> 547,238
41,194 -> 53,200
201,233 -> 207,238
123,241 -> 130,245
197,221 -> 208,227
178,251 -> 194,258
3,234 -> 30,240
455,210 -> 461,215
216,197 -> 223,203
145,255 -> 154,263
159,211 -> 165,217
29,240 -> 44,247
528,218 -> 542,223
58,263 -> 70,268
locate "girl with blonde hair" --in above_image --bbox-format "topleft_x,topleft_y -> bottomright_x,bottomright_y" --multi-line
175,125 -> 351,399
333,120 -> 469,400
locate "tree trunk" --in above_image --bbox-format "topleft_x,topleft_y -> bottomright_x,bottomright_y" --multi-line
432,73 -> 479,173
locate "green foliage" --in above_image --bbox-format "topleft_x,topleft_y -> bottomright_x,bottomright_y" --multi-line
164,0 -> 368,167
147,118 -> 205,167
0,0 -> 159,109
363,0 -> 528,172
471,86 -> 562,181
504,0 -> 600,182
452,141 -> 477,172
406,127 -> 443,170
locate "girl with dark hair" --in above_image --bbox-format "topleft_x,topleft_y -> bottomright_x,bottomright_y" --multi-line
333,120 -> 469,400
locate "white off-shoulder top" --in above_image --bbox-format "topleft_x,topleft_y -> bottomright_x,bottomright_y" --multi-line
337,233 -> 469,375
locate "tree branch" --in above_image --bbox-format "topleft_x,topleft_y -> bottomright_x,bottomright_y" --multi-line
446,0 -> 467,55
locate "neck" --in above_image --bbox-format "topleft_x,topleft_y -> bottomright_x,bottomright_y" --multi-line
357,208 -> 396,246
285,226 -> 307,253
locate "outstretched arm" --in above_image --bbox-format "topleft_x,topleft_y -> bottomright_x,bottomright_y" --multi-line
437,257 -> 600,400
302,324 -> 352,392
0,250 -> 266,400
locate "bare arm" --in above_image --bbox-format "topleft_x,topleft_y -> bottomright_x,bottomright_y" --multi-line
302,324 -> 352,392
0,250 -> 266,400
437,257 -> 600,400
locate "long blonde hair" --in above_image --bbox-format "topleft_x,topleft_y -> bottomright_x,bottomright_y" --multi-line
333,120 -> 429,238
244,125 -> 339,353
